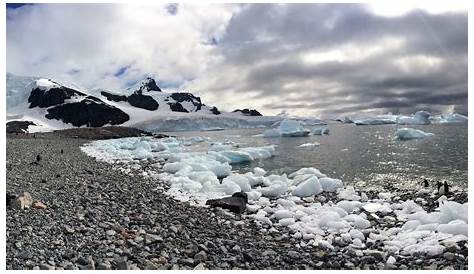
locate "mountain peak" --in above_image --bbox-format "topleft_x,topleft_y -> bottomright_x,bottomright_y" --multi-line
137,77 -> 161,92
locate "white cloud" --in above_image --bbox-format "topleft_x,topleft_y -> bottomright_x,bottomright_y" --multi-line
7,3 -> 238,91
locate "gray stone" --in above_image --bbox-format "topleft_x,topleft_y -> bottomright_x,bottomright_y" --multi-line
194,250 -> 207,262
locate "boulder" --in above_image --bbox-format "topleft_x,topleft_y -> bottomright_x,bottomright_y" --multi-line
205,192 -> 248,213
101,91 -> 127,102
127,92 -> 159,110
45,98 -> 130,127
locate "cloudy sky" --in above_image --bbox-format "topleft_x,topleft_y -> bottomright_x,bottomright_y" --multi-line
6,3 -> 468,117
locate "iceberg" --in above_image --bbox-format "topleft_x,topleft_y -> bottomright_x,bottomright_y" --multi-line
395,128 -> 434,141
397,111 -> 431,125
263,119 -> 310,137
437,112 -> 468,124
312,126 -> 329,135
354,114 -> 398,125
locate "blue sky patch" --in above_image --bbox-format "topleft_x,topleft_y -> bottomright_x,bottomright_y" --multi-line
114,65 -> 130,78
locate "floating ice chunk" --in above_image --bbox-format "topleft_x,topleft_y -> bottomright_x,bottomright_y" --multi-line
438,201 -> 468,223
437,112 -> 468,123
246,204 -> 260,213
246,190 -> 262,201
401,220 -> 422,231
279,119 -> 310,137
253,167 -> 267,176
437,220 -> 468,236
402,244 -> 444,256
214,180 -> 241,195
262,128 -> 281,138
298,142 -> 320,147
215,150 -> 253,163
395,128 -> 434,140
253,215 -> 272,226
259,183 -> 288,198
279,218 -> 296,226
386,256 -> 396,265
273,209 -> 293,220
354,115 -> 397,125
289,167 -> 326,179
363,203 -> 382,213
378,192 -> 392,201
291,177 -> 323,197
169,176 -> 202,193
349,229 -> 365,241
276,199 -> 297,208
397,111 -> 431,125
240,146 -> 275,159
337,200 -> 362,213
344,214 -> 371,229
312,126 -> 329,135
319,177 -> 343,192
223,174 -> 251,192
318,211 -> 341,228
337,186 -> 360,201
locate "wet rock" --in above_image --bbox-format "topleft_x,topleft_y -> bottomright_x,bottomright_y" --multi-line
205,192 -> 248,214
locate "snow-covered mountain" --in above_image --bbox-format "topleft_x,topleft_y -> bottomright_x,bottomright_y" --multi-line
6,73 -> 279,133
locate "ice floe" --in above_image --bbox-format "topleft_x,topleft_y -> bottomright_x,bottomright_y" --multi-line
395,128 -> 434,140
263,119 -> 310,137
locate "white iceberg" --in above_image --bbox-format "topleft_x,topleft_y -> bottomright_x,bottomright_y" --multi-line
263,119 -> 310,137
354,114 -> 398,125
397,111 -> 431,125
395,128 -> 434,140
437,112 -> 468,124
312,126 -> 329,135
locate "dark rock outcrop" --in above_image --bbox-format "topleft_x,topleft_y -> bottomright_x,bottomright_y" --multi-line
127,92 -> 159,111
210,106 -> 221,115
167,102 -> 188,113
6,121 -> 36,134
101,91 -> 127,102
170,92 -> 202,111
45,98 -> 130,127
28,86 -> 86,108
205,192 -> 248,214
233,108 -> 263,116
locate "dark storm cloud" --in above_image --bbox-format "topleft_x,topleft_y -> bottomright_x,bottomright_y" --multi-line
215,4 -> 468,116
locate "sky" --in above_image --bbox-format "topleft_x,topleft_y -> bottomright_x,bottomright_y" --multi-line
6,3 -> 468,118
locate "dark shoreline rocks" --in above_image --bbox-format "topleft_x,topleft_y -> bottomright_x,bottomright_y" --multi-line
6,133 -> 468,270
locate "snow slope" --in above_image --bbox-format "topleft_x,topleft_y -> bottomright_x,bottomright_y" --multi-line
6,73 -> 282,132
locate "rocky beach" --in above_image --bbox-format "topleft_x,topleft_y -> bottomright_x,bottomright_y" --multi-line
6,129 -> 468,270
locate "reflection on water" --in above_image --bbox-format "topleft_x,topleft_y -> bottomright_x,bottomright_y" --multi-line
169,123 -> 467,191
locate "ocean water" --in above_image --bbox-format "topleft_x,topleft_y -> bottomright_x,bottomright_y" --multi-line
168,123 -> 468,191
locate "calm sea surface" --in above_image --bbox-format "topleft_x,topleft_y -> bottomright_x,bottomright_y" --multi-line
166,123 -> 468,191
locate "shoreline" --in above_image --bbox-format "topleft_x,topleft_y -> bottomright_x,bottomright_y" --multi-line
6,131 -> 468,270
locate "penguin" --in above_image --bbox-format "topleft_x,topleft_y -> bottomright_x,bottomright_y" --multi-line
423,179 -> 429,188
436,181 -> 442,193
60,149 -> 64,154
443,181 -> 449,195
36,154 -> 41,163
